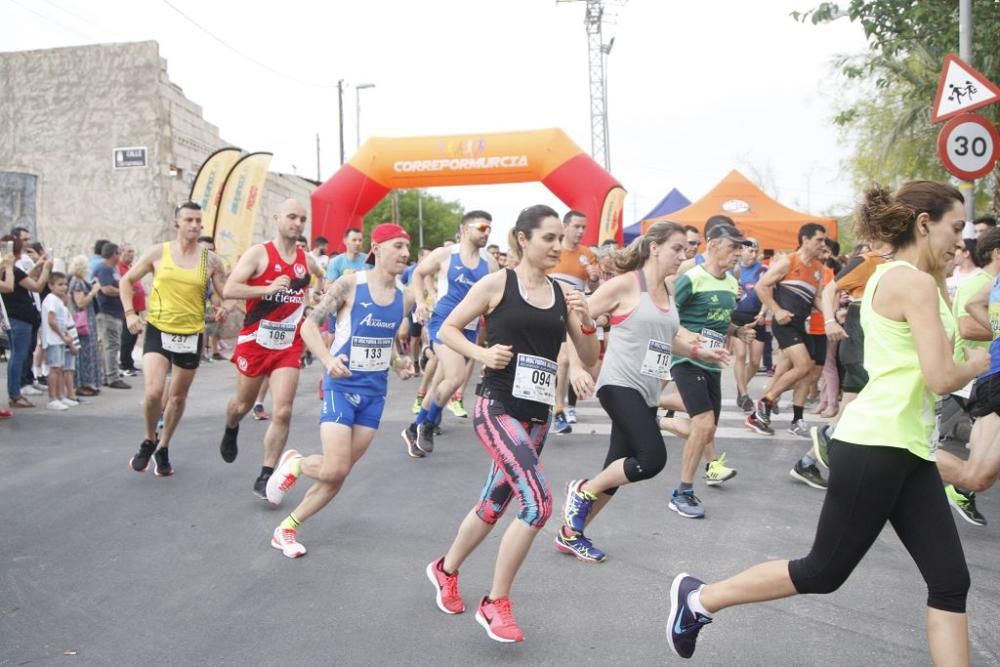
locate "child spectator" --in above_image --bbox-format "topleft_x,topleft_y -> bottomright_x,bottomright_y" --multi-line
41,272 -> 78,410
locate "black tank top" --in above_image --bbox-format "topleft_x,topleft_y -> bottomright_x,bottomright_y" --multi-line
483,269 -> 567,423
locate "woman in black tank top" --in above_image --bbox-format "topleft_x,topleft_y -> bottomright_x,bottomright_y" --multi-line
422,205 -> 599,643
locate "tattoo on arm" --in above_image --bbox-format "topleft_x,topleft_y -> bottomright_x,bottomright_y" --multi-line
309,277 -> 351,324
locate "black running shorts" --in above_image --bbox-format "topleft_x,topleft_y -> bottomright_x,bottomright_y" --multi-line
671,362 -> 722,424
143,321 -> 203,370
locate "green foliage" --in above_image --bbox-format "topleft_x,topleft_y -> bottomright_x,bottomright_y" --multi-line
362,190 -> 464,258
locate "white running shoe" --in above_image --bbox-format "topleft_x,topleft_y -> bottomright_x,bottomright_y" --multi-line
22,386 -> 44,396
270,526 -> 307,558
47,399 -> 68,411
266,449 -> 302,505
61,398 -> 80,407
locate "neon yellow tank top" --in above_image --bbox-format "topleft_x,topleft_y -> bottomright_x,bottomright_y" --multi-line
833,261 -> 955,461
147,242 -> 209,335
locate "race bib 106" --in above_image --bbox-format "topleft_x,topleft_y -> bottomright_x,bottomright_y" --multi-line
256,320 -> 296,350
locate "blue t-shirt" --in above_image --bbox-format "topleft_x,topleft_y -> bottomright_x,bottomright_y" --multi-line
983,275 -> 1000,379
734,261 -> 766,315
324,253 -> 369,282
93,262 -> 124,318
401,263 -> 416,286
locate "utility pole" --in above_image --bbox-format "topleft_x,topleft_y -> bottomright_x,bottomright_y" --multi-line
315,133 -> 321,181
959,0 -> 975,235
355,83 -> 376,151
337,79 -> 345,165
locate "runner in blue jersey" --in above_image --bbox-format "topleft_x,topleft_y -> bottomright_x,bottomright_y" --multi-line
402,211 -> 498,458
264,224 -> 417,558
730,238 -> 767,412
401,246 -> 431,373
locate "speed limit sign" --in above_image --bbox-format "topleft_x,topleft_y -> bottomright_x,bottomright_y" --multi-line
937,112 -> 1000,180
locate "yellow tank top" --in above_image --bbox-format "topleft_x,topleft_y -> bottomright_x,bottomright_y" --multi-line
147,242 -> 209,335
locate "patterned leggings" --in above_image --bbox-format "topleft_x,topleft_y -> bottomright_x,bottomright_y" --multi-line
473,396 -> 552,528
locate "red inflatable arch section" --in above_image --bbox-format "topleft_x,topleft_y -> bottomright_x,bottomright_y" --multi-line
310,128 -> 625,252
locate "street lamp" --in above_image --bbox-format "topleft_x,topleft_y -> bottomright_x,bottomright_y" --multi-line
355,83 -> 376,151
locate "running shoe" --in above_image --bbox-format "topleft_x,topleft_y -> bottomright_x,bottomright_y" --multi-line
562,480 -> 597,533
448,399 -> 469,418
737,394 -> 754,413
0,410 -> 12,420
153,448 -> 174,477
253,475 -> 269,501
46,399 -> 68,411
945,485 -> 987,526
704,454 -> 737,487
433,425 -> 443,436
669,489 -> 705,519
21,385 -> 43,396
790,461 -> 827,489
566,406 -> 578,424
411,396 -> 424,415
129,439 -> 157,472
426,556 -> 465,614
61,398 -> 80,407
666,572 -> 712,659
402,424 -> 425,459
744,413 -> 774,436
753,398 -> 771,425
252,404 -> 271,421
552,411 -> 572,435
810,425 -> 831,470
271,526 -> 307,558
220,424 -> 239,463
475,596 -> 524,643
554,529 -> 607,563
266,449 -> 302,505
788,419 -> 810,438
417,422 -> 435,454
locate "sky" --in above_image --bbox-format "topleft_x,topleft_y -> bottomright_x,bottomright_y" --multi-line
3,0 -> 873,247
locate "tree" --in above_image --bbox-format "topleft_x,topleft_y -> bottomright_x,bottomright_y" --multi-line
362,190 -> 464,258
795,1 -> 999,213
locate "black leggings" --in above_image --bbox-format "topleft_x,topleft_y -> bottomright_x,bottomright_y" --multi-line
597,385 -> 665,496
789,441 -> 970,613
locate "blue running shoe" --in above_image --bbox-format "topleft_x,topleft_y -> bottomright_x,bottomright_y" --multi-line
666,572 -> 712,659
552,411 -> 572,435
563,479 -> 597,533
668,489 -> 705,519
554,530 -> 607,563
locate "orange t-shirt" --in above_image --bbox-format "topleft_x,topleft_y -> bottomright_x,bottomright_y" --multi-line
547,246 -> 598,291
807,266 -> 835,334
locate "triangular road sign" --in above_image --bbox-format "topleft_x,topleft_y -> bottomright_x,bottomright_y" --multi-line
932,53 -> 1000,123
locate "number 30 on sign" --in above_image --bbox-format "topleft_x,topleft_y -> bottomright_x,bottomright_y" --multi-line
937,112 -> 1000,180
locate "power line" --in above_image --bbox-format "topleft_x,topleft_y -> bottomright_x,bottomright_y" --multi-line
158,0 -> 337,89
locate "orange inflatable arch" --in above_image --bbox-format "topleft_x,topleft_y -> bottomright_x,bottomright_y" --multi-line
310,128 -> 625,252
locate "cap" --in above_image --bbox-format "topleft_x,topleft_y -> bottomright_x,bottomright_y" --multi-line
365,223 -> 411,264
706,224 -> 753,246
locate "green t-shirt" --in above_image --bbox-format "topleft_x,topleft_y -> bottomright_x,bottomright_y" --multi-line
952,268 -> 993,362
672,265 -> 738,373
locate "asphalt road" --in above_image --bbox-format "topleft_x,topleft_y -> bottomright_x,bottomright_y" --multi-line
2,360 -> 998,666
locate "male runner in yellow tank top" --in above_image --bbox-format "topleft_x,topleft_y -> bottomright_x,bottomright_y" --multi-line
120,202 -> 230,476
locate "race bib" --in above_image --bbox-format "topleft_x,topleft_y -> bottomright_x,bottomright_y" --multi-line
511,354 -> 557,406
640,339 -> 672,380
256,320 -> 296,350
700,328 -> 726,350
349,336 -> 392,372
465,317 -> 480,332
953,380 -> 974,400
162,332 -> 198,354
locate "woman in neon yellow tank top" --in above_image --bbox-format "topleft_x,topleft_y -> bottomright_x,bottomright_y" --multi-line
665,182 -> 990,664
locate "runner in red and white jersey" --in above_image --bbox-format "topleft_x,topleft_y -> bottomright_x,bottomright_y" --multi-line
217,199 -> 321,499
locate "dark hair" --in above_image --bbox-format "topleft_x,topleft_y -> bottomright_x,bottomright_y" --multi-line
11,226 -> 29,238
508,204 -> 560,262
683,225 -> 699,235
314,236 -> 329,245
93,239 -> 109,255
974,214 -> 997,228
976,228 -> 1000,266
461,210 -> 492,225
197,236 -> 214,244
825,238 -> 840,256
48,271 -> 67,285
705,215 -> 734,235
343,227 -> 362,240
856,181 -> 964,249
101,242 -> 119,259
28,241 -> 43,254
797,222 -> 826,247
174,201 -> 202,217
1,234 -> 24,257
563,210 -> 586,224
486,244 -> 499,252
296,235 -> 308,244
614,221 -> 686,272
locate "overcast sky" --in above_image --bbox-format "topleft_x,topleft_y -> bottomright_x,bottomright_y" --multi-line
4,0 -> 872,246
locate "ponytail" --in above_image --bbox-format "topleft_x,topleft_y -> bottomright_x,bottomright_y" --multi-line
612,221 -> 686,273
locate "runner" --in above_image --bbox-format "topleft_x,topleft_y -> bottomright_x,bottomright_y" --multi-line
217,199 -> 320,499
746,223 -> 828,438
402,211 -> 497,458
558,222 -> 728,560
424,205 -> 598,643
121,202 -> 229,476
666,181 -> 988,663
667,225 -> 753,519
264,223 -> 416,557
730,237 -> 767,412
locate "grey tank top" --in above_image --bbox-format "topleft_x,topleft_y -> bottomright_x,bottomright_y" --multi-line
596,270 -> 681,407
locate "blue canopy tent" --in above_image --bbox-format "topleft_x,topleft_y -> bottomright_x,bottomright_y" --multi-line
622,188 -> 691,243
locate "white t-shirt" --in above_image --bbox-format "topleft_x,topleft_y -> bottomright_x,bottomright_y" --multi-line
41,293 -> 69,348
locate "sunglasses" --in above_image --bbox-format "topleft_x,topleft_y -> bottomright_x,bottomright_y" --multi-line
687,240 -> 700,246
467,222 -> 492,234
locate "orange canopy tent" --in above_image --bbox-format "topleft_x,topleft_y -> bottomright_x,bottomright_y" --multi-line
642,169 -> 837,251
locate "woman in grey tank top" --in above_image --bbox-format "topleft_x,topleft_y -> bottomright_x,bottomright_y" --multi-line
554,222 -> 729,562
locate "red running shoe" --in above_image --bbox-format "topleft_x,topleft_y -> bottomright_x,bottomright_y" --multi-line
426,557 -> 464,614
0,410 -> 12,419
475,595 -> 524,643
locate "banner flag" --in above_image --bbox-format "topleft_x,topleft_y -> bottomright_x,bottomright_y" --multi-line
188,147 -> 243,238
213,151 -> 272,268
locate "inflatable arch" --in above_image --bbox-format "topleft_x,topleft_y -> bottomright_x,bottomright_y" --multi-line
310,128 -> 625,252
